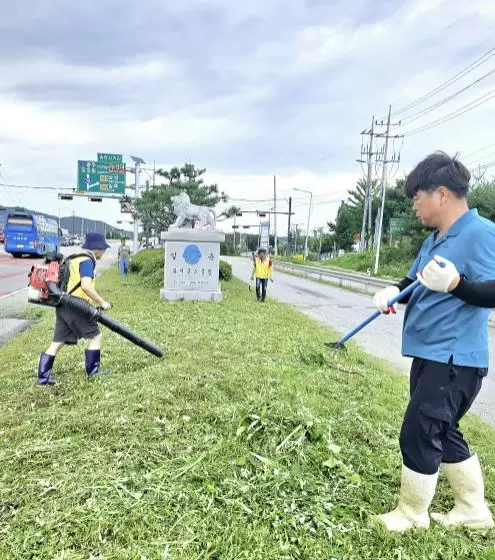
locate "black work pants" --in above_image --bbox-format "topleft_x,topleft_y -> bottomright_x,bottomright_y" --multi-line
399,357 -> 486,475
256,278 -> 268,301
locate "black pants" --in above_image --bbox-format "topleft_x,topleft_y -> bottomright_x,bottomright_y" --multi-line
399,358 -> 486,475
256,278 -> 268,301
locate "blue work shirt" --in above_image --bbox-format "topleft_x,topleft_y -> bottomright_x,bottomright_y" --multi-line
403,209 -> 495,367
79,258 -> 95,279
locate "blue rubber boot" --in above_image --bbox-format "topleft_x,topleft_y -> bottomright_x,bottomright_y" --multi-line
37,353 -> 56,386
85,349 -> 109,378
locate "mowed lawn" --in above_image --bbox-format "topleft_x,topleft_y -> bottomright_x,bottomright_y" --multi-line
0,266 -> 494,559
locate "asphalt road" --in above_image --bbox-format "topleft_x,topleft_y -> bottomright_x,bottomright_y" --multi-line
227,257 -> 495,428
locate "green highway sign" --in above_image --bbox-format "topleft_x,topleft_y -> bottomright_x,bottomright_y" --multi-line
389,217 -> 408,236
98,152 -> 123,164
77,159 -> 126,195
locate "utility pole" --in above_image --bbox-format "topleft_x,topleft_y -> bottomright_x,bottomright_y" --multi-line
318,227 -> 323,260
293,188 -> 313,260
357,115 -> 375,252
473,164 -> 487,187
293,224 -> 301,253
273,175 -> 278,256
373,105 -> 403,274
233,214 -> 236,252
133,161 -> 141,253
287,196 -> 292,254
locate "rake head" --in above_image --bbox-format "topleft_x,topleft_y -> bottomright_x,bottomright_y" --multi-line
323,341 -> 348,353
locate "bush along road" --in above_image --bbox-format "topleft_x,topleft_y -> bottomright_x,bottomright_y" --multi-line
0,251 -> 494,559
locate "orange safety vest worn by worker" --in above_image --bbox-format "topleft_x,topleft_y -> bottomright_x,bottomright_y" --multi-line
67,255 -> 96,303
252,256 -> 273,279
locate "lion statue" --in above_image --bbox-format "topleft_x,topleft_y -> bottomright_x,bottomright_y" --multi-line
170,191 -> 217,229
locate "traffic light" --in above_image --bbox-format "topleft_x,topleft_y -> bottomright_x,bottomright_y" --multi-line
58,194 -> 73,200
235,212 -> 243,217
89,197 -> 102,202
257,211 -> 266,217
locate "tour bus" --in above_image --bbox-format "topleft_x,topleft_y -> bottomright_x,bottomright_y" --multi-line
4,211 -> 60,258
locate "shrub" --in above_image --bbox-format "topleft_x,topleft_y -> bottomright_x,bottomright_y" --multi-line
219,260 -> 232,281
130,250 -> 233,284
129,249 -> 164,274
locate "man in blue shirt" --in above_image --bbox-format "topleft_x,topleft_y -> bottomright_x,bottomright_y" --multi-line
372,151 -> 495,532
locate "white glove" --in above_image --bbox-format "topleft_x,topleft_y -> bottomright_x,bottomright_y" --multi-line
373,286 -> 400,314
417,255 -> 460,292
101,301 -> 113,311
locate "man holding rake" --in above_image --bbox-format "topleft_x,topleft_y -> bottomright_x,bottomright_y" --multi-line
372,151 -> 495,532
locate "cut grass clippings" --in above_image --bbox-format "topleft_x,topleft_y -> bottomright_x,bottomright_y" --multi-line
0,269 -> 495,559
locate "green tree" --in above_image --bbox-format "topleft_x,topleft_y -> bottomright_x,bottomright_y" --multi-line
328,178 -> 380,250
328,201 -> 362,250
347,178 -> 379,209
468,181 -> 495,221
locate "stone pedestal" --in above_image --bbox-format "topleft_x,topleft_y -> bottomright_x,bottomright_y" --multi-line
160,228 -> 226,301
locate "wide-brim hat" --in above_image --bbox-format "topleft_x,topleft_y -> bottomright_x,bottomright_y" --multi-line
82,232 -> 111,250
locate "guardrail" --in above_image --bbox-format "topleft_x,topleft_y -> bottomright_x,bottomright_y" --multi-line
273,259 -> 495,325
273,260 -> 390,294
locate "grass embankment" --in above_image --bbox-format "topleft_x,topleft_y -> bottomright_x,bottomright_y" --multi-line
278,249 -> 413,280
0,253 -> 494,559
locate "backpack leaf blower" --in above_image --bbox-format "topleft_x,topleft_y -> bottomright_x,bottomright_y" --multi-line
27,253 -> 164,358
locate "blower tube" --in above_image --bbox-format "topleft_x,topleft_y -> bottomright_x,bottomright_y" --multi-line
46,282 -> 164,358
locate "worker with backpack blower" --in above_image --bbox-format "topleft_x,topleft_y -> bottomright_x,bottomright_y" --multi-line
37,232 -> 113,385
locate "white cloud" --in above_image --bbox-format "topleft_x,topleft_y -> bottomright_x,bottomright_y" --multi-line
1,0 -> 495,233
0,97 -> 91,145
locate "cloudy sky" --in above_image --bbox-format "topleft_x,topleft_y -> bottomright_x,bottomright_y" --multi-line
1,0 -> 495,236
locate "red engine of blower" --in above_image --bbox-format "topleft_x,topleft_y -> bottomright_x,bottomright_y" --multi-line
28,261 -> 61,302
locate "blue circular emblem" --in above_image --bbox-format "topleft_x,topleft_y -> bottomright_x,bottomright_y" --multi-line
183,244 -> 202,265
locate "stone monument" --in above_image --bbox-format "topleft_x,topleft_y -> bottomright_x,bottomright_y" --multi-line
160,192 -> 226,302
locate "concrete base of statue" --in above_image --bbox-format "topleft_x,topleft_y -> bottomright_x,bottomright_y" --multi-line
160,227 -> 226,302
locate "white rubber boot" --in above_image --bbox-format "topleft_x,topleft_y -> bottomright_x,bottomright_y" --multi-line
431,454 -> 494,529
376,465 -> 439,532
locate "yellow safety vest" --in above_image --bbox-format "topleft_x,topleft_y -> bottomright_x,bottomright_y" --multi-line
252,257 -> 273,279
67,255 -> 96,303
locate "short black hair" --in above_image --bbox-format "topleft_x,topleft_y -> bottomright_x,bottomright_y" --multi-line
404,151 -> 470,199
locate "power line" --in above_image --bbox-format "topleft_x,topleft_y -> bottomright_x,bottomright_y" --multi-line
0,182 -> 74,191
403,87 -> 495,136
465,151 -> 495,168
463,141 -> 495,160
471,160 -> 495,172
400,67 -> 495,126
0,167 -> 23,207
387,45 -> 495,119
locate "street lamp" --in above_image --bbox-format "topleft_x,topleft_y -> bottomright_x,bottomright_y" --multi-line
293,188 -> 313,261
130,155 -> 145,252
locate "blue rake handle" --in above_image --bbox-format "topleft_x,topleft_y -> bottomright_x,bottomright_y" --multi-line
329,279 -> 421,349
